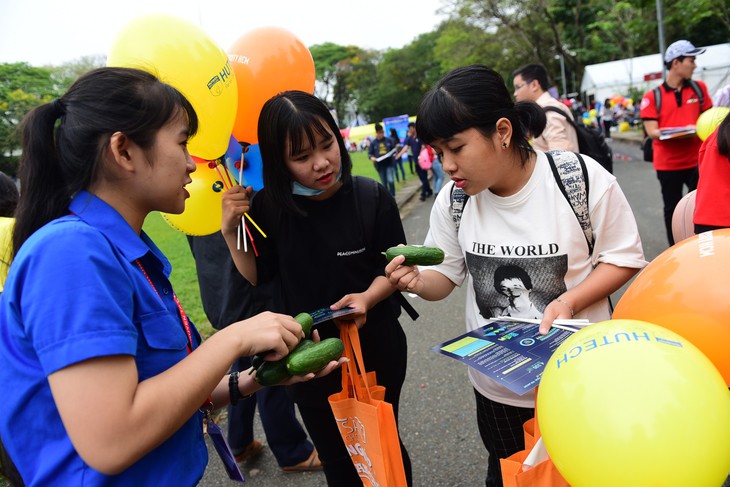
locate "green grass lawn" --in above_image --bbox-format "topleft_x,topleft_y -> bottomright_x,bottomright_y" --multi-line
143,151 -> 416,339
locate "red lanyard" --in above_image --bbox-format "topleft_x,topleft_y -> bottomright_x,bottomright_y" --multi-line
135,259 -> 194,353
135,259 -> 214,415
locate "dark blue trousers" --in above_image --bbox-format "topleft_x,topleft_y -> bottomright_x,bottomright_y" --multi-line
228,356 -> 313,467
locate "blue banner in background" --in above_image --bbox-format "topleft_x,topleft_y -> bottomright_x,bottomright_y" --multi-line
383,114 -> 411,144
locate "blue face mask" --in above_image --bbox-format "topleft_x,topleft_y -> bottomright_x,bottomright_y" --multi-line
291,164 -> 343,196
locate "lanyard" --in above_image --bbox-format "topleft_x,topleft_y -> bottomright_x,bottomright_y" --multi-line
134,259 -> 214,417
135,259 -> 194,354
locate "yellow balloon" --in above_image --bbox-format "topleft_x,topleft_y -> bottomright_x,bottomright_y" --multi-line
697,106 -> 730,141
537,320 -> 730,487
107,14 -> 237,160
161,163 -> 223,236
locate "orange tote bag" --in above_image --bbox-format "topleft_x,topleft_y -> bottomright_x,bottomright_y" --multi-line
500,395 -> 570,487
500,417 -> 570,487
328,323 -> 407,487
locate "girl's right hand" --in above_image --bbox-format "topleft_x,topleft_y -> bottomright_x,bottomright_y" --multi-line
232,311 -> 305,361
221,186 -> 252,236
385,254 -> 424,295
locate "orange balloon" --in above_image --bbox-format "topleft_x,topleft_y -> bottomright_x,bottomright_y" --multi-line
228,26 -> 316,145
613,229 -> 730,384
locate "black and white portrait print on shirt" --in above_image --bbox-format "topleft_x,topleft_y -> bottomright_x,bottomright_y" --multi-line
466,253 -> 568,320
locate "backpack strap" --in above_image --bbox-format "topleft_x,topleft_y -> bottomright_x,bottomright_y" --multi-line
543,105 -> 573,123
655,81 -> 703,115
545,151 -> 594,255
352,176 -> 419,321
450,184 -> 470,233
449,154 -> 593,256
688,79 -> 704,107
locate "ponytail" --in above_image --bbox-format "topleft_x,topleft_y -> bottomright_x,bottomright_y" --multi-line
513,101 -> 547,164
13,101 -> 69,257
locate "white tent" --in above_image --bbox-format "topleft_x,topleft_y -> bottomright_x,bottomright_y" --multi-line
581,43 -> 730,103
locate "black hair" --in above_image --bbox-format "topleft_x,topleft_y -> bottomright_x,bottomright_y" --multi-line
0,172 -> 19,218
512,64 -> 550,92
257,90 -> 352,215
493,264 -> 533,293
389,128 -> 399,140
374,123 -> 384,132
14,67 -> 198,257
717,112 -> 730,158
665,55 -> 686,71
416,64 -> 546,167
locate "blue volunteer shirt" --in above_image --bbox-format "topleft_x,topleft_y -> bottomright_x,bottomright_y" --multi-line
0,191 -> 208,486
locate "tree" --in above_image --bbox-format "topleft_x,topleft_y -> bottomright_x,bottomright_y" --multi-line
50,55 -> 106,88
0,63 -> 60,176
357,32 -> 443,122
0,57 -> 103,176
309,43 -> 367,125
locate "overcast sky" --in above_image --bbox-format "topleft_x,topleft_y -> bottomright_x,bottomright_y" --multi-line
0,0 -> 448,67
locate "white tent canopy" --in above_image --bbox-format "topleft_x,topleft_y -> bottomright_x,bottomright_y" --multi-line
581,43 -> 730,103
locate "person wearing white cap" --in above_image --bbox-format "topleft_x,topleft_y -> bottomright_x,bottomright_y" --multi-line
640,39 -> 713,246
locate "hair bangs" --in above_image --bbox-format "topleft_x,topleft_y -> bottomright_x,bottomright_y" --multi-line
285,112 -> 332,157
416,87 -> 472,145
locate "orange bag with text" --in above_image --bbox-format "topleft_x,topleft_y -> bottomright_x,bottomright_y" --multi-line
328,323 -> 407,487
500,395 -> 570,487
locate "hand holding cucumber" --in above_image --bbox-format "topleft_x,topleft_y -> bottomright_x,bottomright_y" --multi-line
251,312 -> 346,386
384,244 -> 444,295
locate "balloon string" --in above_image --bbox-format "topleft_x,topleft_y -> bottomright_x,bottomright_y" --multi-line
244,212 -> 267,238
241,217 -> 248,253
239,151 -> 244,186
243,218 -> 258,257
219,162 -> 235,189
212,164 -> 231,190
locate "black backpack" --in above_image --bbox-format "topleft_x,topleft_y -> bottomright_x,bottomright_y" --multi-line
544,106 -> 614,174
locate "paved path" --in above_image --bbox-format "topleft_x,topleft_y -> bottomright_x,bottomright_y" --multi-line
198,137 -> 684,487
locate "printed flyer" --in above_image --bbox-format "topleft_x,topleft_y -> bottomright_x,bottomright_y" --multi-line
433,319 -> 581,395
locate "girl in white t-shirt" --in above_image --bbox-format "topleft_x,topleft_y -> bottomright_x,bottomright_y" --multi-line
385,65 -> 647,487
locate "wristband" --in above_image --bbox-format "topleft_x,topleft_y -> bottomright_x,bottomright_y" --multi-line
555,297 -> 575,317
229,372 -> 241,406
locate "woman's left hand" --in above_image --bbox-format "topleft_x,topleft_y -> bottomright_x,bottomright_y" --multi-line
539,298 -> 574,335
330,293 -> 369,329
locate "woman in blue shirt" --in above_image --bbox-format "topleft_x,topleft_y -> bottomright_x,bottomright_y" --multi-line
0,67 -> 341,486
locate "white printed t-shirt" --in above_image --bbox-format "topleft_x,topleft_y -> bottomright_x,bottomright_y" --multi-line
421,151 -> 647,408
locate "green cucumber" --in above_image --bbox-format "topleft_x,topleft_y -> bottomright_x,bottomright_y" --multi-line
295,312 -> 314,338
383,245 -> 445,266
291,339 -> 316,354
253,340 -> 317,383
254,359 -> 291,386
286,338 -> 344,375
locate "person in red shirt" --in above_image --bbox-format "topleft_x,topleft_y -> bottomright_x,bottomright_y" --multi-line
640,39 -> 713,245
694,113 -> 730,233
